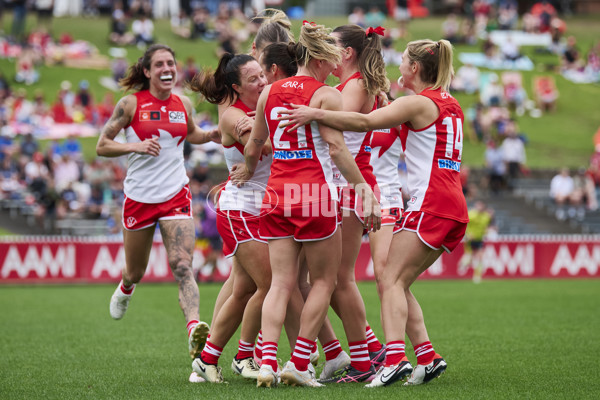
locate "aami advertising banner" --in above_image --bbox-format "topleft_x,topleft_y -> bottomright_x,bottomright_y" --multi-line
1,235 -> 599,284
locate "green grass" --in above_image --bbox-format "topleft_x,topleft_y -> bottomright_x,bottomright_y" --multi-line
1,14 -> 600,167
1,280 -> 599,399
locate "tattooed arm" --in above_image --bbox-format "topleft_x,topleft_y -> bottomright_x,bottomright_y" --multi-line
96,94 -> 161,157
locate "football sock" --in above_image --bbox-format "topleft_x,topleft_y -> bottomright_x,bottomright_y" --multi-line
322,339 -> 343,361
414,341 -> 435,365
290,336 -> 315,372
119,281 -> 134,295
385,340 -> 406,366
255,330 -> 263,360
186,320 -> 199,338
236,339 -> 254,360
201,341 -> 223,365
348,340 -> 371,372
365,324 -> 383,352
261,341 -> 278,372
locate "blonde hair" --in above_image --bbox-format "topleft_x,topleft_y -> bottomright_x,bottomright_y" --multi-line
292,22 -> 341,68
253,9 -> 295,53
333,24 -> 389,96
405,39 -> 454,91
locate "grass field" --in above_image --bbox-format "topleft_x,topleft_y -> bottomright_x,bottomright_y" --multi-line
1,279 -> 599,399
1,14 -> 600,168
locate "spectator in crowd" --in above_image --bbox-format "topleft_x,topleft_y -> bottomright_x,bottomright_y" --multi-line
24,151 -> 50,198
20,133 -> 39,159
214,4 -> 238,57
35,0 -> 55,33
531,0 -> 557,33
51,91 -> 73,123
391,0 -> 410,39
442,14 -> 461,43
485,138 -> 507,194
550,167 -> 575,220
73,80 -> 97,124
500,120 -> 527,190
171,9 -> 191,38
480,73 -> 504,107
497,0 -> 518,30
190,7 -> 213,40
562,36 -> 584,72
132,12 -> 154,48
53,153 -> 80,193
451,62 -> 480,94
381,37 -> 403,66
365,6 -> 386,28
15,46 -> 40,86
11,0 -> 28,43
348,6 -> 366,28
61,134 -> 83,160
571,167 -> 598,217
109,5 -> 135,46
499,35 -> 521,61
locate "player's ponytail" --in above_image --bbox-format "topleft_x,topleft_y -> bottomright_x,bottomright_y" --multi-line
296,21 -> 340,67
333,24 -> 389,96
262,42 -> 298,78
189,53 -> 255,104
405,39 -> 454,91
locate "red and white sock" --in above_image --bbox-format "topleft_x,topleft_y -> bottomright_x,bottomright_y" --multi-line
322,339 -> 343,361
186,320 -> 199,338
365,325 -> 383,353
255,330 -> 263,360
290,336 -> 315,372
200,341 -> 223,365
384,340 -> 406,366
119,280 -> 135,295
414,341 -> 435,365
348,340 -> 370,372
236,340 -> 254,360
261,341 -> 278,372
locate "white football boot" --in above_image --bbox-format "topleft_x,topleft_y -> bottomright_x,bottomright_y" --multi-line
109,284 -> 134,320
318,350 -> 351,381
365,358 -> 413,388
405,354 -> 447,385
231,356 -> 261,379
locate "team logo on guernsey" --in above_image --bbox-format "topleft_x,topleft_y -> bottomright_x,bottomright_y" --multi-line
141,102 -> 153,108
140,111 -> 161,121
169,111 -> 186,124
273,150 -> 313,160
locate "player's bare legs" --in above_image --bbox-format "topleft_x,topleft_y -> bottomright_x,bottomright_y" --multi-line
122,225 -> 155,285
159,219 -> 200,323
211,271 -> 234,327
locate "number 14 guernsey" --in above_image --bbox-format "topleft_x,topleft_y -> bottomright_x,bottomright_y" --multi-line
400,88 -> 468,223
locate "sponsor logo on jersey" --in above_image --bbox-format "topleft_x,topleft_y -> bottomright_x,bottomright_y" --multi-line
169,111 -> 186,124
372,128 -> 390,134
141,102 -> 153,108
364,145 -> 372,153
273,150 -> 313,160
438,158 -> 461,172
281,80 -> 304,89
161,106 -> 167,112
140,111 -> 161,121
298,141 -> 307,148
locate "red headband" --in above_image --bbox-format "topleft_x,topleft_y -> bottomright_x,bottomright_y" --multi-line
366,26 -> 385,37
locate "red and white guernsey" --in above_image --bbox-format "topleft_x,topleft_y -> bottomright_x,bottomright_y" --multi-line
370,126 -> 404,210
219,99 -> 272,215
264,76 -> 337,207
124,90 -> 189,204
333,71 -> 377,188
400,88 -> 468,222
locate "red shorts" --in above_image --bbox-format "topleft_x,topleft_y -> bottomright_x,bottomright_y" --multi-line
339,185 -> 381,223
393,210 -> 467,253
260,201 -> 339,241
122,185 -> 192,231
381,207 -> 402,226
216,209 -> 266,258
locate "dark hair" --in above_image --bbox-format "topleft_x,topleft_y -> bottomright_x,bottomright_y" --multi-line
120,44 -> 175,92
188,53 -> 255,104
261,42 -> 298,78
332,25 -> 389,95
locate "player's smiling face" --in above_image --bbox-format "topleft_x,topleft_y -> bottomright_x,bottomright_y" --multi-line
145,49 -> 177,93
234,60 -> 267,108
